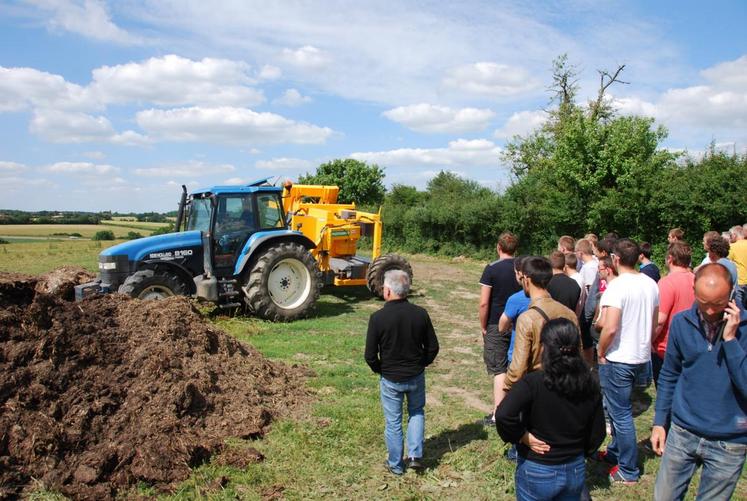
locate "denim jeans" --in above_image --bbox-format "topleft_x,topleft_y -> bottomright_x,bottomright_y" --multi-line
380,372 -> 425,473
515,455 -> 586,501
598,360 -> 646,481
654,423 -> 747,500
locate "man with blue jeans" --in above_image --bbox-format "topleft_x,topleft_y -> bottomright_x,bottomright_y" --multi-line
597,238 -> 659,484
652,263 -> 747,500
365,270 -> 439,475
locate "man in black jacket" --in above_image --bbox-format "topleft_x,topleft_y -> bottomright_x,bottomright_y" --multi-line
365,269 -> 439,475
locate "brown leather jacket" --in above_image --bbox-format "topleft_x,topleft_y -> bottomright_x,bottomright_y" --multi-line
504,296 -> 579,391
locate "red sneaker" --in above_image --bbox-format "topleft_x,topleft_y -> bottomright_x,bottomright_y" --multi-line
608,465 -> 637,485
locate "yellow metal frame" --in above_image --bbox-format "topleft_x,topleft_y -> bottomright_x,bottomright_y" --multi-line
282,183 -> 382,285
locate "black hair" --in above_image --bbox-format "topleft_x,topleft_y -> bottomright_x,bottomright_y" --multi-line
596,237 -> 616,255
613,238 -> 640,268
513,255 -> 527,272
639,241 -> 653,259
540,318 -> 599,401
707,236 -> 730,259
522,256 -> 553,289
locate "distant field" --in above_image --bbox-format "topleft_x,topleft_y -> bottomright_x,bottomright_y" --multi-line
100,220 -> 171,232
0,223 -> 166,239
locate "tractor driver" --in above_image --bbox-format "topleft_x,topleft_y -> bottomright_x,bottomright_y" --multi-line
216,197 -> 256,256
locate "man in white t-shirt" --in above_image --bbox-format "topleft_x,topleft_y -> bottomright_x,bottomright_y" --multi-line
596,238 -> 659,485
575,238 -> 598,292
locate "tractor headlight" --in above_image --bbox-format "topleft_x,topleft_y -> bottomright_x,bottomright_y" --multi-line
99,262 -> 118,270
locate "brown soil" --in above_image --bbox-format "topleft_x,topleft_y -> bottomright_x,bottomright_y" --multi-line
0,269 -> 312,500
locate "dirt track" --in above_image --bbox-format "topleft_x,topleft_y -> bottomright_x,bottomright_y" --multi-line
0,268 -> 311,500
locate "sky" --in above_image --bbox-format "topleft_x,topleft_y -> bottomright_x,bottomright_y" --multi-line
0,0 -> 745,212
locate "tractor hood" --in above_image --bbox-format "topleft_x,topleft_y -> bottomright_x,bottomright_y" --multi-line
101,230 -> 203,262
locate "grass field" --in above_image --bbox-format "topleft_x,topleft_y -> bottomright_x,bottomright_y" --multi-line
1,240 -> 743,500
100,219 -> 171,232
0,223 -> 166,239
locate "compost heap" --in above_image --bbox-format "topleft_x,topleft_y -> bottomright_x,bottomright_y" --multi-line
0,267 -> 311,500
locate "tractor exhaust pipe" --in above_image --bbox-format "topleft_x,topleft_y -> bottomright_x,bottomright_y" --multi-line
175,185 -> 187,232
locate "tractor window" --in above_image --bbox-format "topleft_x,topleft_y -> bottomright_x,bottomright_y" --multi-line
186,198 -> 211,232
214,194 -> 257,261
257,193 -> 284,229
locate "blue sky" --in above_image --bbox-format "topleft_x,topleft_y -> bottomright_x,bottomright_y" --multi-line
0,0 -> 745,212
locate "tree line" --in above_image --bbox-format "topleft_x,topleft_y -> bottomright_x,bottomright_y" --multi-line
302,56 -> 747,264
0,210 -> 172,224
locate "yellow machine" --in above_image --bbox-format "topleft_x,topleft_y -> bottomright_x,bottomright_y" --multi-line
282,182 -> 411,297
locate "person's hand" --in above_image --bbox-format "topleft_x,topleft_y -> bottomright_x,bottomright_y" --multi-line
723,300 -> 741,342
521,432 -> 550,455
597,353 -> 607,365
651,425 -> 667,456
481,327 -> 487,337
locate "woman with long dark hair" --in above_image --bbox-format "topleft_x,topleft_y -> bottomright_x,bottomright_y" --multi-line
495,318 -> 605,500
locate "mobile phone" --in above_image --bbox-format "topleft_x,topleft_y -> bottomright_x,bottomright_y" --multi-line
724,287 -> 737,320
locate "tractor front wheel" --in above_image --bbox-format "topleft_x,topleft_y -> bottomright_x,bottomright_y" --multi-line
118,269 -> 188,300
242,242 -> 321,321
367,254 -> 413,298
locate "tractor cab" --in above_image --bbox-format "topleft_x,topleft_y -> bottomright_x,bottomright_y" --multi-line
185,182 -> 286,277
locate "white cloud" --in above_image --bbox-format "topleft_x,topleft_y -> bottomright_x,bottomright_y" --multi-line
26,0 -> 139,44
134,160 -> 236,178
30,109 -> 113,142
273,88 -> 312,107
255,157 -> 313,170
90,55 -> 264,107
281,45 -> 331,69
494,110 -> 548,139
0,66 -> 91,112
0,161 -> 28,173
612,55 -> 747,134
46,161 -> 119,174
258,64 -> 282,80
136,106 -> 334,145
82,151 -> 106,160
0,176 -> 51,190
442,62 -> 540,98
29,109 -> 149,145
701,55 -> 747,90
351,138 -> 502,167
383,104 -> 495,134
611,97 -> 660,118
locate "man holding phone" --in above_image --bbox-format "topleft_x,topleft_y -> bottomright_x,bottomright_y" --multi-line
652,263 -> 747,500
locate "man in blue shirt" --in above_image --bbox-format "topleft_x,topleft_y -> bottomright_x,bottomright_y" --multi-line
651,263 -> 747,500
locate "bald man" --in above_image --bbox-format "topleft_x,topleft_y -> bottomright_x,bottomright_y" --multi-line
652,263 -> 747,501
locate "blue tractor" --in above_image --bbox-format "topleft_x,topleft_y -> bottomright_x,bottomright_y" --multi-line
75,179 -> 322,321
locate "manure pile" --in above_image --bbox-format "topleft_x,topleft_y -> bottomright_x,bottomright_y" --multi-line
0,267 -> 311,499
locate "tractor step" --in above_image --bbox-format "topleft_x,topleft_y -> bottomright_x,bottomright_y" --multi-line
219,290 -> 240,298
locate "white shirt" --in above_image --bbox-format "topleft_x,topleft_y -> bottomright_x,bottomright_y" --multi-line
599,272 -> 659,364
579,259 -> 598,290
569,272 -> 583,288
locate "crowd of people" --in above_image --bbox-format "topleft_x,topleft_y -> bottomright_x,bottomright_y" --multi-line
363,224 -> 747,500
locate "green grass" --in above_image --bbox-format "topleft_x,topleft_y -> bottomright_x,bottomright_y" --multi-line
0,239 -> 119,274
1,242 -> 744,500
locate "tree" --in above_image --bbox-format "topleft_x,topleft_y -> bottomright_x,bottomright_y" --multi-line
501,54 -> 677,251
92,230 -> 115,241
299,159 -> 385,206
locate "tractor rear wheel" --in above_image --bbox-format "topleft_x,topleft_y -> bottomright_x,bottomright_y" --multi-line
118,269 -> 188,300
367,254 -> 413,298
242,242 -> 321,321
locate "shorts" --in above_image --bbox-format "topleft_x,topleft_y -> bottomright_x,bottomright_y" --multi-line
484,324 -> 510,375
